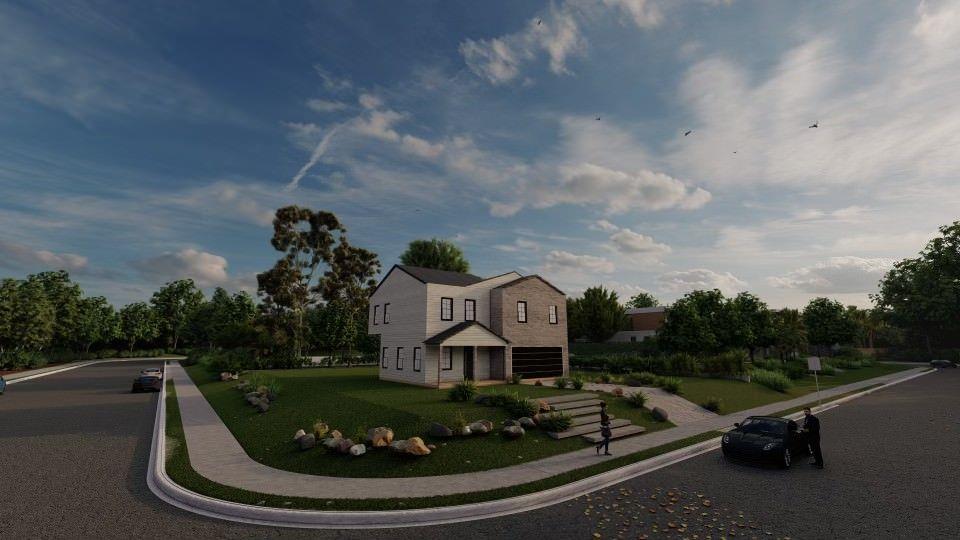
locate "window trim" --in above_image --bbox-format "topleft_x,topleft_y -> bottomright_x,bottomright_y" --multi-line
548,304 -> 558,325
441,347 -> 453,370
413,347 -> 422,372
440,297 -> 453,321
381,347 -> 388,369
383,302 -> 390,324
396,347 -> 404,370
464,299 -> 476,321
373,304 -> 380,325
517,300 -> 528,323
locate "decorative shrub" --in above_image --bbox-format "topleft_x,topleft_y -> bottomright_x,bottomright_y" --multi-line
624,371 -> 658,387
453,410 -> 468,433
664,352 -> 699,375
701,396 -> 723,412
537,412 -> 573,432
571,375 -> 585,390
832,357 -> 862,369
448,380 -> 478,402
624,391 -> 647,408
534,380 -> 543,386
313,419 -> 330,439
553,376 -> 569,389
657,376 -> 683,394
597,372 -> 613,384
702,350 -> 747,376
782,361 -> 809,380
751,368 -> 792,392
505,395 -> 539,418
509,373 -> 523,384
818,362 -> 837,376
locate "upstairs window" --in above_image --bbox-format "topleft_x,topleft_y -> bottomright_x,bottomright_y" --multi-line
396,347 -> 404,370
442,347 -> 453,370
549,305 -> 558,324
441,297 -> 453,321
383,303 -> 391,324
413,347 -> 422,372
517,301 -> 527,323
465,299 -> 476,321
373,305 -> 380,325
381,347 -> 388,369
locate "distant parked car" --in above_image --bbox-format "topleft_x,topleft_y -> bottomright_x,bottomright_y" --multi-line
930,359 -> 957,368
722,416 -> 809,468
140,368 -> 164,379
132,374 -> 162,393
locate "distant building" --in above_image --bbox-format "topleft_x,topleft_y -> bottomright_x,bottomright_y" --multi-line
607,306 -> 667,343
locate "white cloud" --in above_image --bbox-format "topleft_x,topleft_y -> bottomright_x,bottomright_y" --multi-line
358,93 -> 383,110
314,66 -> 352,92
609,228 -> 671,255
592,219 -> 620,232
0,238 -> 88,272
306,98 -> 349,113
544,250 -> 616,274
768,256 -> 894,294
601,0 -> 663,28
130,248 -> 230,287
494,238 -> 541,253
657,268 -> 747,295
285,123 -> 343,191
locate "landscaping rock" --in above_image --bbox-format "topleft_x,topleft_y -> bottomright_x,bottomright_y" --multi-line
473,394 -> 492,405
255,400 -> 270,413
502,419 -> 519,427
427,422 -> 453,438
298,433 -> 316,450
404,437 -> 431,455
518,417 -> 537,429
329,429 -> 342,440
652,406 -> 669,422
256,385 -> 269,396
537,399 -> 551,413
427,444 -> 437,450
469,420 -> 493,434
502,425 -> 525,439
220,372 -> 232,381
460,426 -> 472,436
366,427 -> 394,448
349,444 -> 366,456
246,395 -> 260,406
389,440 -> 408,453
335,438 -> 354,454
322,437 -> 341,450
293,429 -> 306,441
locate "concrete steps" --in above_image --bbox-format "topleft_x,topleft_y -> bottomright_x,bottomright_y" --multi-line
570,413 -> 614,427
550,399 -> 602,411
539,393 -> 599,405
582,424 -> 648,444
547,418 -> 631,440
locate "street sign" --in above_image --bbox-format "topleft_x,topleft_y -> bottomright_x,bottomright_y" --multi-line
807,356 -> 822,371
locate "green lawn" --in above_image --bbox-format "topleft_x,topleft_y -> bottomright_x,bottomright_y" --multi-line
184,365 -> 672,478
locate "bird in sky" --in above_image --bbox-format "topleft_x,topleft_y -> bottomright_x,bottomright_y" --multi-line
537,18 -> 542,25
733,150 -> 738,154
809,121 -> 819,128
684,130 -> 693,136
595,115 -> 601,121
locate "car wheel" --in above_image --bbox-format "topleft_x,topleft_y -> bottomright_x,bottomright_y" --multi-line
781,448 -> 792,468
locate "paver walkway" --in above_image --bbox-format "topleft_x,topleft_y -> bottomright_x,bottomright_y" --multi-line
168,363 -> 926,499
581,383 -> 718,424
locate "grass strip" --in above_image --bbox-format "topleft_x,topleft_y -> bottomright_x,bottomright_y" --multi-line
767,383 -> 884,418
165,378 -> 719,511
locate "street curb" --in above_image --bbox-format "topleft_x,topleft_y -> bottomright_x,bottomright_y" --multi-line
6,357 -> 182,385
146,364 -> 934,529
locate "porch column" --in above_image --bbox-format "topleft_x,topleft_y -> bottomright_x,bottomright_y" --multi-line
474,345 -> 478,380
437,345 -> 442,388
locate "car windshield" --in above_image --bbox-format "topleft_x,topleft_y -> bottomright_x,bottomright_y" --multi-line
739,418 -> 787,436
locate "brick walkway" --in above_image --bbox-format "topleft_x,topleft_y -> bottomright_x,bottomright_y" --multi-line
167,363 -> 926,500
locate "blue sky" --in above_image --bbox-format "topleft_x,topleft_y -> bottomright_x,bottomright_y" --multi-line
2,0 -> 959,308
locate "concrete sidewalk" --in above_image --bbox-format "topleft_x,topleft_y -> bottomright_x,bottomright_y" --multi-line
169,363 -> 927,500
582,382 -> 718,424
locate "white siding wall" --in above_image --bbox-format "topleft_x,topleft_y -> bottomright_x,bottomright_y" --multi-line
369,270 -> 430,386
425,272 -> 520,336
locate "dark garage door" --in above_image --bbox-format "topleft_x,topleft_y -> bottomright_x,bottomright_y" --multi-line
511,347 -> 563,378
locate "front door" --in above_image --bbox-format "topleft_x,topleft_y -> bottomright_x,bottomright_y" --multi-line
464,346 -> 475,380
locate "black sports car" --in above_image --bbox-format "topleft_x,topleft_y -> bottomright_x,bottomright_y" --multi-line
721,416 -> 809,468
131,374 -> 162,393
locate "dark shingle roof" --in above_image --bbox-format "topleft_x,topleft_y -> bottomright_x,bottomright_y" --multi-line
424,321 -> 510,345
494,275 -> 566,296
396,265 -> 484,287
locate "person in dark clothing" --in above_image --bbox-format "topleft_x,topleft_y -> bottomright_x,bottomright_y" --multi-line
802,407 -> 824,468
596,401 -> 612,456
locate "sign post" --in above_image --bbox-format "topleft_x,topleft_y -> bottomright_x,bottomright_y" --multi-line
807,356 -> 822,406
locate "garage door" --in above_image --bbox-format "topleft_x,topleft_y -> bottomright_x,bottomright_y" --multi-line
511,347 -> 563,378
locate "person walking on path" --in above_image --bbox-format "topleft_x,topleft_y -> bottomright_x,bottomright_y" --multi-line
596,401 -> 612,456
802,407 -> 824,468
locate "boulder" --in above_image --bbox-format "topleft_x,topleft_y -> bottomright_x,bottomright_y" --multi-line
502,419 -> 519,427
404,437 -> 431,456
427,422 -> 453,438
246,395 -> 260,406
322,437 -> 341,450
460,426 -> 472,436
502,426 -> 525,439
266,391 -> 278,402
427,444 -> 437,450
366,427 -> 394,448
349,444 -> 366,456
220,372 -> 233,382
389,440 -> 408,453
469,420 -> 493,434
255,400 -> 270,413
652,406 -> 669,422
473,394 -> 492,405
335,438 -> 354,454
329,429 -> 342,440
293,429 -> 306,441
298,433 -> 316,450
518,417 -> 537,429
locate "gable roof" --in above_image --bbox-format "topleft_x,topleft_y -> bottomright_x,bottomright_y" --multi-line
493,275 -> 566,296
424,321 -> 510,345
396,265 -> 484,287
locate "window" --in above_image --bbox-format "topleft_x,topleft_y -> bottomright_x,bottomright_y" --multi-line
441,297 -> 453,321
548,305 -> 558,324
465,299 -> 476,321
442,347 -> 453,370
373,305 -> 380,325
517,301 -> 527,323
396,347 -> 404,370
413,347 -> 422,372
383,303 -> 390,324
381,347 -> 388,369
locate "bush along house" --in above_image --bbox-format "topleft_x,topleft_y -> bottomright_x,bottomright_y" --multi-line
367,265 -> 568,387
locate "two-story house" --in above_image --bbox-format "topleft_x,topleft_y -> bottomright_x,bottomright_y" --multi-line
367,265 -> 568,387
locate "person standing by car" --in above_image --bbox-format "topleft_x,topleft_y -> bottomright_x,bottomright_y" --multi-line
802,407 -> 824,469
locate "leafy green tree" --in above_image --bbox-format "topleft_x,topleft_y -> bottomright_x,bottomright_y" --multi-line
399,238 -> 470,273
0,279 -> 17,354
12,279 -> 56,352
625,292 -> 660,309
771,308 -> 807,360
566,297 -> 586,341
120,302 -> 159,353
728,292 -> 774,361
151,279 -> 204,350
27,270 -> 83,349
75,296 -> 118,353
659,289 -> 729,354
802,297 -> 856,356
569,286 -> 626,342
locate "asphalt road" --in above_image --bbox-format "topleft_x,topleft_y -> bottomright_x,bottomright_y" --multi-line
0,363 -> 956,539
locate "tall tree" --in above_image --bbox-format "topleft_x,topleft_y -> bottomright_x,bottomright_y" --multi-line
257,206 -> 344,358
120,302 -> 159,353
728,292 -> 774,361
659,289 -> 729,354
625,292 -> 660,309
151,279 -> 204,350
27,270 -> 83,348
75,296 -> 118,353
570,286 -> 626,342
11,279 -> 56,352
802,297 -> 856,356
566,297 -> 586,341
399,238 -> 470,273
0,279 -> 16,354
771,308 -> 807,360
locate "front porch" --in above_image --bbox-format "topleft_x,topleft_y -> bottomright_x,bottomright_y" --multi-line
425,321 -> 510,387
